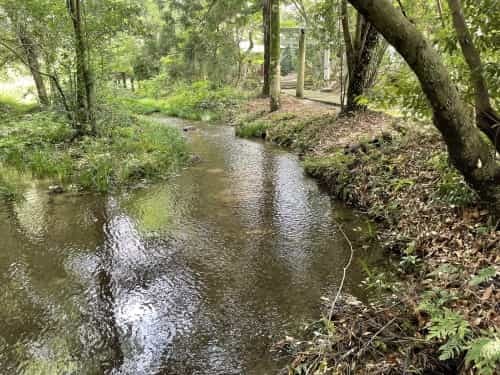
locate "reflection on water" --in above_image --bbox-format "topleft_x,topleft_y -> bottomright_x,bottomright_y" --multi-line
0,118 -> 381,374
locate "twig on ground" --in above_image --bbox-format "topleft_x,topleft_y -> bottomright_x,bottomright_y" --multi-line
357,317 -> 397,358
327,223 -> 355,321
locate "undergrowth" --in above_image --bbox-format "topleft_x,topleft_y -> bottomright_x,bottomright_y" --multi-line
0,105 -> 187,194
123,81 -> 244,121
0,94 -> 39,118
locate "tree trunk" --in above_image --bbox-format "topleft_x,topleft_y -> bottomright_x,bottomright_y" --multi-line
17,30 -> 49,107
296,29 -> 306,98
131,77 -> 135,92
347,0 -> 500,214
121,72 -> 127,89
446,0 -> 500,152
345,21 -> 378,112
341,1 -> 380,113
262,0 -> 271,97
269,0 -> 281,111
67,0 -> 96,135
341,0 -> 355,75
436,0 -> 446,27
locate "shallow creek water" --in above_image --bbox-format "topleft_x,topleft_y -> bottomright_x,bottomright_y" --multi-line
0,117 -> 381,374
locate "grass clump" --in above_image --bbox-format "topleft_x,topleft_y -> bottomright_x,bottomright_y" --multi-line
235,119 -> 269,138
125,81 -> 244,121
0,107 -> 187,193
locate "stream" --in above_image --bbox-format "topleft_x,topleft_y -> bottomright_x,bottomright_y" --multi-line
0,117 -> 381,374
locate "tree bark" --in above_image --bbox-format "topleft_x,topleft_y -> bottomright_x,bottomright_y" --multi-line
341,0 -> 355,75
345,21 -> 378,112
341,1 -> 380,113
121,72 -> 127,89
262,0 -> 271,97
17,30 -> 49,107
347,0 -> 500,214
67,0 -> 96,135
446,0 -> 500,152
269,0 -> 281,111
296,29 -> 306,98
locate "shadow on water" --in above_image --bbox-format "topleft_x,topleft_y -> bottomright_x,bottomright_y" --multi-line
0,117 -> 384,374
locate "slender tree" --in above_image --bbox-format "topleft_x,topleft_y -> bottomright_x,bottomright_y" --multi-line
269,0 -> 280,111
17,27 -> 49,106
262,0 -> 271,97
67,0 -> 96,135
446,0 -> 500,152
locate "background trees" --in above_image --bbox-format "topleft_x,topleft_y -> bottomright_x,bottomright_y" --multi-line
0,0 -> 498,209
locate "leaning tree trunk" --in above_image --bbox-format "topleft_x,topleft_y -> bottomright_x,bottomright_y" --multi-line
347,0 -> 500,214
17,30 -> 49,107
446,0 -> 500,152
269,0 -> 281,111
262,0 -> 271,97
67,0 -> 96,135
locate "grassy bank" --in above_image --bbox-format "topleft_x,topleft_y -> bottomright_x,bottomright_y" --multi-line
0,96 -> 187,195
234,96 -> 499,374
123,81 -> 245,121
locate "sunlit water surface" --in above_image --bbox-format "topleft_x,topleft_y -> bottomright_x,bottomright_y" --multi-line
0,117 -> 381,374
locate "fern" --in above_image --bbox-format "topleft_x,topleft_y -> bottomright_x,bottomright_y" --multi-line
466,331 -> 500,375
428,263 -> 460,281
418,289 -> 458,315
469,266 -> 497,287
426,309 -> 472,360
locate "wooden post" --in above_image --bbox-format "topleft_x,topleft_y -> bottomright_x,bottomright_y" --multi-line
296,28 -> 306,98
323,48 -> 331,82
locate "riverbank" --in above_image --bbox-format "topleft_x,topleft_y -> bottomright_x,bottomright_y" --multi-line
0,98 -> 187,195
233,96 -> 499,374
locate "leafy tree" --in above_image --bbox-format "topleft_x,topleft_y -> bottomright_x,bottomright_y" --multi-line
347,0 -> 500,214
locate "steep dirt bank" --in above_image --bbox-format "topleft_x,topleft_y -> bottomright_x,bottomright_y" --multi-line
231,96 -> 499,374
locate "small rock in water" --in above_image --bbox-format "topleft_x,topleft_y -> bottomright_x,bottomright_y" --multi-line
189,154 -> 202,164
48,185 -> 64,194
183,126 -> 197,132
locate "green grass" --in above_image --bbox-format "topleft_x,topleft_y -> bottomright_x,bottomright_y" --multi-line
0,94 -> 39,117
235,119 -> 269,138
0,106 -> 187,194
124,81 -> 244,121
